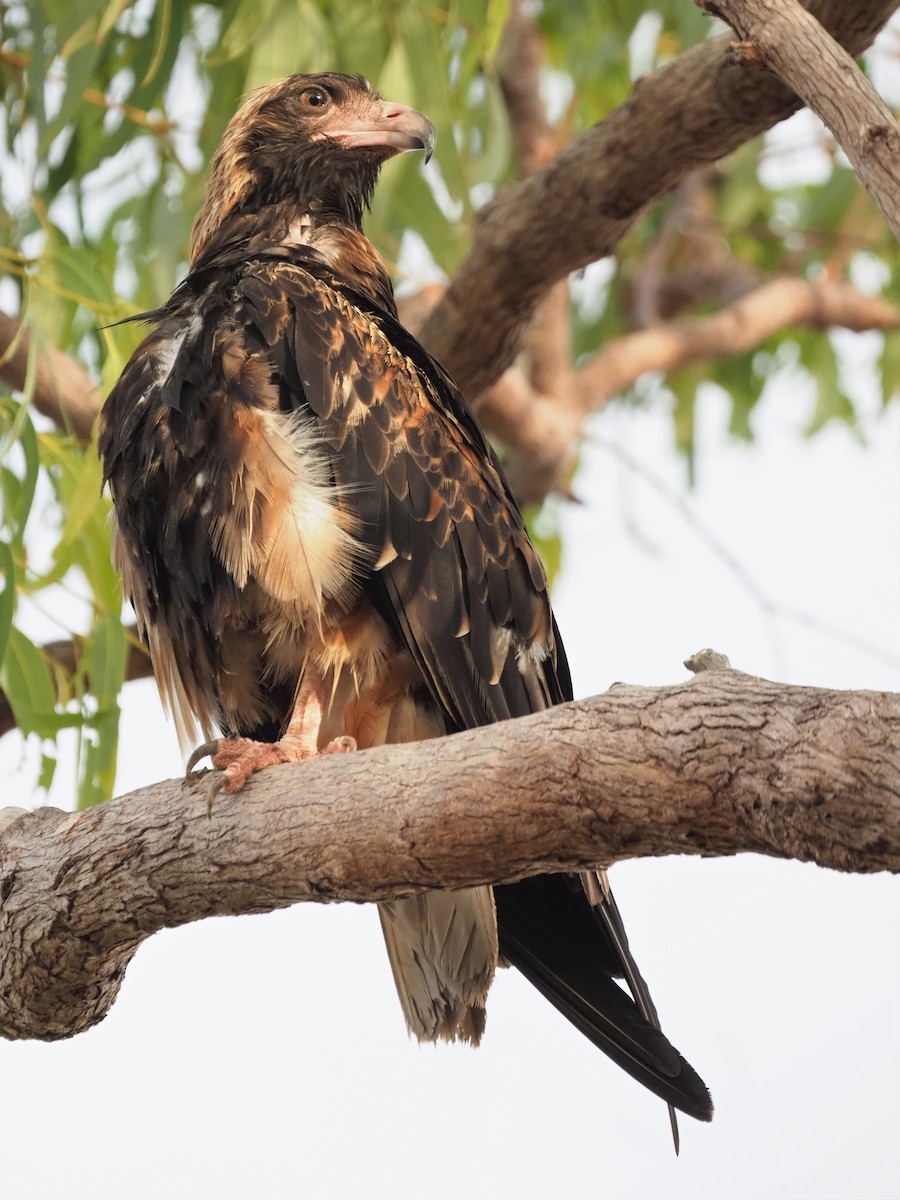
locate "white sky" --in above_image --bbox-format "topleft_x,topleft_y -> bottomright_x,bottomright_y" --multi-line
1,82 -> 899,1200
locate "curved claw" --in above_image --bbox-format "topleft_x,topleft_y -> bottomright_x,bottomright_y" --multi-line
185,739 -> 220,780
323,735 -> 357,754
200,770 -> 227,817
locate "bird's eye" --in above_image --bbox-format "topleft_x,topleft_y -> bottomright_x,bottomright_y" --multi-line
300,87 -> 329,110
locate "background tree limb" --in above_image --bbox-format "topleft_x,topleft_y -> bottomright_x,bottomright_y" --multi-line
0,312 -> 99,440
419,0 -> 900,398
705,0 -> 900,241
480,276 -> 900,503
2,666 -> 897,1042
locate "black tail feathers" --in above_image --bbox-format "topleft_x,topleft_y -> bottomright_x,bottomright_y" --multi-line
495,874 -> 713,1129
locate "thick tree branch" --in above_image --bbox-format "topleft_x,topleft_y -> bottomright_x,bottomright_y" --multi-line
1,669 -> 897,1042
706,0 -> 900,241
419,0 -> 899,398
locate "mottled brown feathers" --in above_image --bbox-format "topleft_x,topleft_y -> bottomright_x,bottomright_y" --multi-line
101,249 -> 562,743
99,72 -> 712,1126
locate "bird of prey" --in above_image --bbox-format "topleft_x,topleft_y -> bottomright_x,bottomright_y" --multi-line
99,72 -> 712,1141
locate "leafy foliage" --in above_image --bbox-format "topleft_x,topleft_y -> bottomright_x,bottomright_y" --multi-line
0,1 -> 898,802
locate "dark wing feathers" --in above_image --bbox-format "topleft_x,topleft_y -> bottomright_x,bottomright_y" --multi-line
232,254 -> 564,733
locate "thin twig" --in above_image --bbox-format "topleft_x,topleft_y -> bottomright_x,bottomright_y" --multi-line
593,435 -> 900,675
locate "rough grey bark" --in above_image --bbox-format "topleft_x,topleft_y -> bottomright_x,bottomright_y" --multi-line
1,669 -> 898,1043
705,0 -> 900,241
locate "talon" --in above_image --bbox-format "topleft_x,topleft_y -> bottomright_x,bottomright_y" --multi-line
324,735 -> 356,754
203,771 -> 227,816
185,739 -> 220,779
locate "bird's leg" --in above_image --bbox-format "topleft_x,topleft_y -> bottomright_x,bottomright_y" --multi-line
185,669 -> 356,796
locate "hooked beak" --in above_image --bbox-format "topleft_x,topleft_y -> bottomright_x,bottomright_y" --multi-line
327,100 -> 436,163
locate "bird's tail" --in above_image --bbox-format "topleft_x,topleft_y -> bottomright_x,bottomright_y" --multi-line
494,871 -> 713,1141
379,887 -> 498,1044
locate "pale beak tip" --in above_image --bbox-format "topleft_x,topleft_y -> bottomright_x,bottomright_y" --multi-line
420,122 -> 436,164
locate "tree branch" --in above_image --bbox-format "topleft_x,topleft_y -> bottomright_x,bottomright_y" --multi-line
0,312 -> 99,440
574,275 -> 900,411
478,276 -> 900,504
419,0 -> 899,398
498,0 -> 572,401
705,0 -> 900,241
629,170 -> 762,325
1,668 -> 897,1042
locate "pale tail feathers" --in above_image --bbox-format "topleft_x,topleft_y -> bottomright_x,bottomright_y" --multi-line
378,887 -> 498,1045
360,691 -> 499,1047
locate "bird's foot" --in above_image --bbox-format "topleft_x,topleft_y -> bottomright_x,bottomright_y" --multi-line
185,733 -> 357,806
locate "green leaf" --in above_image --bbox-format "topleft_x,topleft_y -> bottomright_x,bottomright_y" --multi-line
77,614 -> 126,806
54,451 -> 108,563
33,432 -> 120,614
83,613 -> 127,712
880,331 -> 900,406
328,0 -> 392,81
77,712 -> 119,808
39,32 -> 101,154
40,0 -> 106,45
524,502 -> 563,590
483,0 -> 514,64
714,352 -> 763,441
43,243 -> 119,313
803,167 -> 859,233
805,337 -> 855,435
668,368 -> 700,484
38,751 -> 58,792
0,540 -> 15,668
0,402 -> 41,549
0,627 -> 72,739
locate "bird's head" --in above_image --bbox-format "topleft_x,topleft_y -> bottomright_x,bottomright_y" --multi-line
190,72 -> 435,266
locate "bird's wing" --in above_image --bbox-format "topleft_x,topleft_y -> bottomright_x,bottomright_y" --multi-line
231,251 -> 572,731
230,251 -> 565,1044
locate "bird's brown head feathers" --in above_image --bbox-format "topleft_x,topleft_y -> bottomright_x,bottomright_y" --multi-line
190,73 -> 434,268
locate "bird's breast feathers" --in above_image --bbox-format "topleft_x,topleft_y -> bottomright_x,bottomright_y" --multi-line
102,270 -> 381,738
